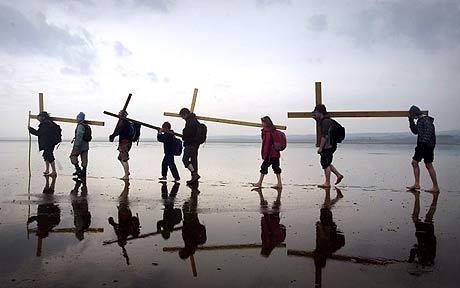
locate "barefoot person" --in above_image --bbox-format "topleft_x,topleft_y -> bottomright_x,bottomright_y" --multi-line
109,110 -> 133,180
28,111 -> 61,177
179,108 -> 202,185
407,106 -> 439,192
253,116 -> 283,188
157,122 -> 180,182
70,112 -> 90,181
312,105 -> 344,188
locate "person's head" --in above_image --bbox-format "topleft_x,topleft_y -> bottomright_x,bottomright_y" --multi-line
312,104 -> 328,120
261,116 -> 275,129
76,112 -> 85,122
179,108 -> 190,119
162,121 -> 171,131
409,105 -> 422,119
37,111 -> 50,122
118,110 -> 128,117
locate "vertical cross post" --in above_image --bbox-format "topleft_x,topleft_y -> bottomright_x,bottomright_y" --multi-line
315,82 -> 322,147
39,93 -> 44,113
190,88 -> 198,113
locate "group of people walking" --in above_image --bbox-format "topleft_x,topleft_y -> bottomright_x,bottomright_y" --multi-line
28,104 -> 440,192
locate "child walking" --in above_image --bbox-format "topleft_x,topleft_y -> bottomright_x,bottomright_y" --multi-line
157,122 -> 180,182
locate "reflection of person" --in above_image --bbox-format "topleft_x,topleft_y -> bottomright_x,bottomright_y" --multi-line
314,187 -> 345,288
407,106 -> 439,193
253,116 -> 283,189
408,191 -> 438,268
109,110 -> 133,180
108,180 -> 140,265
179,108 -> 202,185
28,111 -> 61,177
70,112 -> 90,181
157,182 -> 182,239
179,183 -> 207,259
71,179 -> 91,241
312,105 -> 344,188
254,187 -> 285,257
157,122 -> 181,182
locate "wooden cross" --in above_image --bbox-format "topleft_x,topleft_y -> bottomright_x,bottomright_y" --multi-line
287,82 -> 429,147
164,88 -> 287,130
29,93 -> 105,126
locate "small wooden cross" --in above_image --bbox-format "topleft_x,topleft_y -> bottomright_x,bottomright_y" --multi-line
29,93 -> 105,126
164,88 -> 287,130
287,82 -> 428,147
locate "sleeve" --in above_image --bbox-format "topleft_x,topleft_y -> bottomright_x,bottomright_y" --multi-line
28,127 -> 39,136
74,124 -> 85,148
157,133 -> 165,143
182,121 -> 196,141
409,118 -> 418,135
111,121 -> 124,138
321,120 -> 332,138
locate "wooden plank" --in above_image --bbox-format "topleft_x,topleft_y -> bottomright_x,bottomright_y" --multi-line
164,112 -> 287,130
28,228 -> 104,233
104,111 -> 183,137
190,255 -> 197,277
30,114 -> 105,126
122,93 -> 132,111
39,93 -> 44,113
287,249 -> 404,265
190,88 -> 198,113
163,243 -> 286,252
103,226 -> 183,245
288,110 -> 429,119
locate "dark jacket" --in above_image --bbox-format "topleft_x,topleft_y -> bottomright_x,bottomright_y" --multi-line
111,119 -> 132,143
410,116 -> 436,147
261,127 -> 280,160
29,120 -> 59,151
157,132 -> 176,155
182,113 -> 199,147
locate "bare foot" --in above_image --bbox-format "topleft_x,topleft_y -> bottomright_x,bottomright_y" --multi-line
43,171 -> 50,176
425,187 -> 440,193
49,171 -> 57,178
271,184 -> 283,189
251,187 -> 262,192
406,185 -> 421,191
158,177 -> 167,181
318,184 -> 331,188
252,182 -> 262,188
335,175 -> 344,185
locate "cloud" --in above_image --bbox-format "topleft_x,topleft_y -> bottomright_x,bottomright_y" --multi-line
120,0 -> 173,12
308,14 -> 328,32
339,0 -> 460,51
114,41 -> 132,57
256,0 -> 291,7
148,72 -> 158,82
0,3 -> 97,74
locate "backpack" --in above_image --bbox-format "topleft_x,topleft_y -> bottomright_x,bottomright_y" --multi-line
128,121 -> 142,144
195,122 -> 207,144
272,130 -> 287,151
82,123 -> 92,142
173,137 -> 183,156
51,122 -> 62,146
330,119 -> 345,144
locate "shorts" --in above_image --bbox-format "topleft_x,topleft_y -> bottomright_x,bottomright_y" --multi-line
118,142 -> 132,162
42,147 -> 55,162
260,158 -> 281,175
413,143 -> 434,164
320,147 -> 336,169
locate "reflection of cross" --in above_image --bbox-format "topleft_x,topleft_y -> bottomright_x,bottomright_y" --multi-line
288,82 -> 429,147
164,88 -> 287,130
29,93 -> 105,126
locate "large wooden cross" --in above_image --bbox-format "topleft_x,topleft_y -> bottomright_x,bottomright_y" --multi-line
164,88 -> 287,130
29,93 -> 105,126
287,82 -> 428,146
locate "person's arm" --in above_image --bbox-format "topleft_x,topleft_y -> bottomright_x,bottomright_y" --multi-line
74,124 -> 85,149
157,132 -> 165,142
318,120 -> 330,153
318,137 -> 327,154
182,121 -> 195,141
109,121 -> 124,142
28,126 -> 39,136
409,118 -> 418,135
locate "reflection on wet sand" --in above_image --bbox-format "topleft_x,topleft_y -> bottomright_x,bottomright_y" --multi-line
157,182 -> 182,240
70,179 -> 91,241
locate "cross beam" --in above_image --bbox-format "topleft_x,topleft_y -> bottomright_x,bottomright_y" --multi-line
164,89 -> 287,130
287,82 -> 428,146
29,93 -> 105,126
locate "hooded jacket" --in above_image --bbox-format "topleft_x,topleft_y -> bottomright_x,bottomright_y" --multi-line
28,120 -> 60,151
261,127 -> 280,160
182,113 -> 199,146
410,116 -> 436,147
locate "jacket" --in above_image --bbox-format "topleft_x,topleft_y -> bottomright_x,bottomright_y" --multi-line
410,116 -> 436,147
261,127 -> 280,160
157,131 -> 176,155
111,119 -> 132,143
73,123 -> 89,151
182,113 -> 199,147
29,120 -> 59,151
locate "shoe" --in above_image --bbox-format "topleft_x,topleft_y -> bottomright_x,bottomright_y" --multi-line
186,174 -> 200,185
159,177 -> 167,181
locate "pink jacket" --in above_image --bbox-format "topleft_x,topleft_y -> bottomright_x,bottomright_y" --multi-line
261,127 -> 280,160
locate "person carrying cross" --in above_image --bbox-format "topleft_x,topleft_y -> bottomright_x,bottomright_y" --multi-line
70,112 -> 90,181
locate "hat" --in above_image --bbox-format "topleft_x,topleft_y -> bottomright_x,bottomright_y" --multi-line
312,104 -> 328,115
119,110 -> 128,117
409,105 -> 422,118
77,112 -> 85,121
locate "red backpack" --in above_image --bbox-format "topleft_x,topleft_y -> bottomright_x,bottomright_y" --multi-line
272,130 -> 287,151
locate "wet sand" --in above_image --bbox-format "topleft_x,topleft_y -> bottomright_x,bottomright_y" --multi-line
1,141 -> 460,288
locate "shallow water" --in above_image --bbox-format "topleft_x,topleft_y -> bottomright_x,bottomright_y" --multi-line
1,141 -> 460,288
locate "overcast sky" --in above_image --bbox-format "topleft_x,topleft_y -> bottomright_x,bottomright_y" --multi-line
1,0 -> 459,139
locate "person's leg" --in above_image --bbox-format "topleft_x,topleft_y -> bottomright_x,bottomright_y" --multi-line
43,149 -> 51,175
118,143 -> 131,179
425,163 -> 439,192
80,151 -> 88,179
272,158 -> 282,188
330,165 -> 344,185
70,150 -> 81,175
168,155 -> 180,181
48,148 -> 57,177
254,160 -> 270,187
121,161 -> 130,180
187,145 -> 200,184
160,155 -> 168,180
407,160 -> 421,190
319,151 -> 332,188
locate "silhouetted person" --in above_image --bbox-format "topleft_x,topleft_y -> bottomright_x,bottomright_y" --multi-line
179,183 -> 207,259
254,187 -> 286,257
313,187 -> 345,288
158,122 -> 181,182
157,182 -> 182,239
28,111 -> 61,177
408,191 -> 438,269
407,105 -> 439,192
108,180 -> 140,265
312,105 -> 344,188
109,110 -> 134,180
70,179 -> 91,241
70,112 -> 91,181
